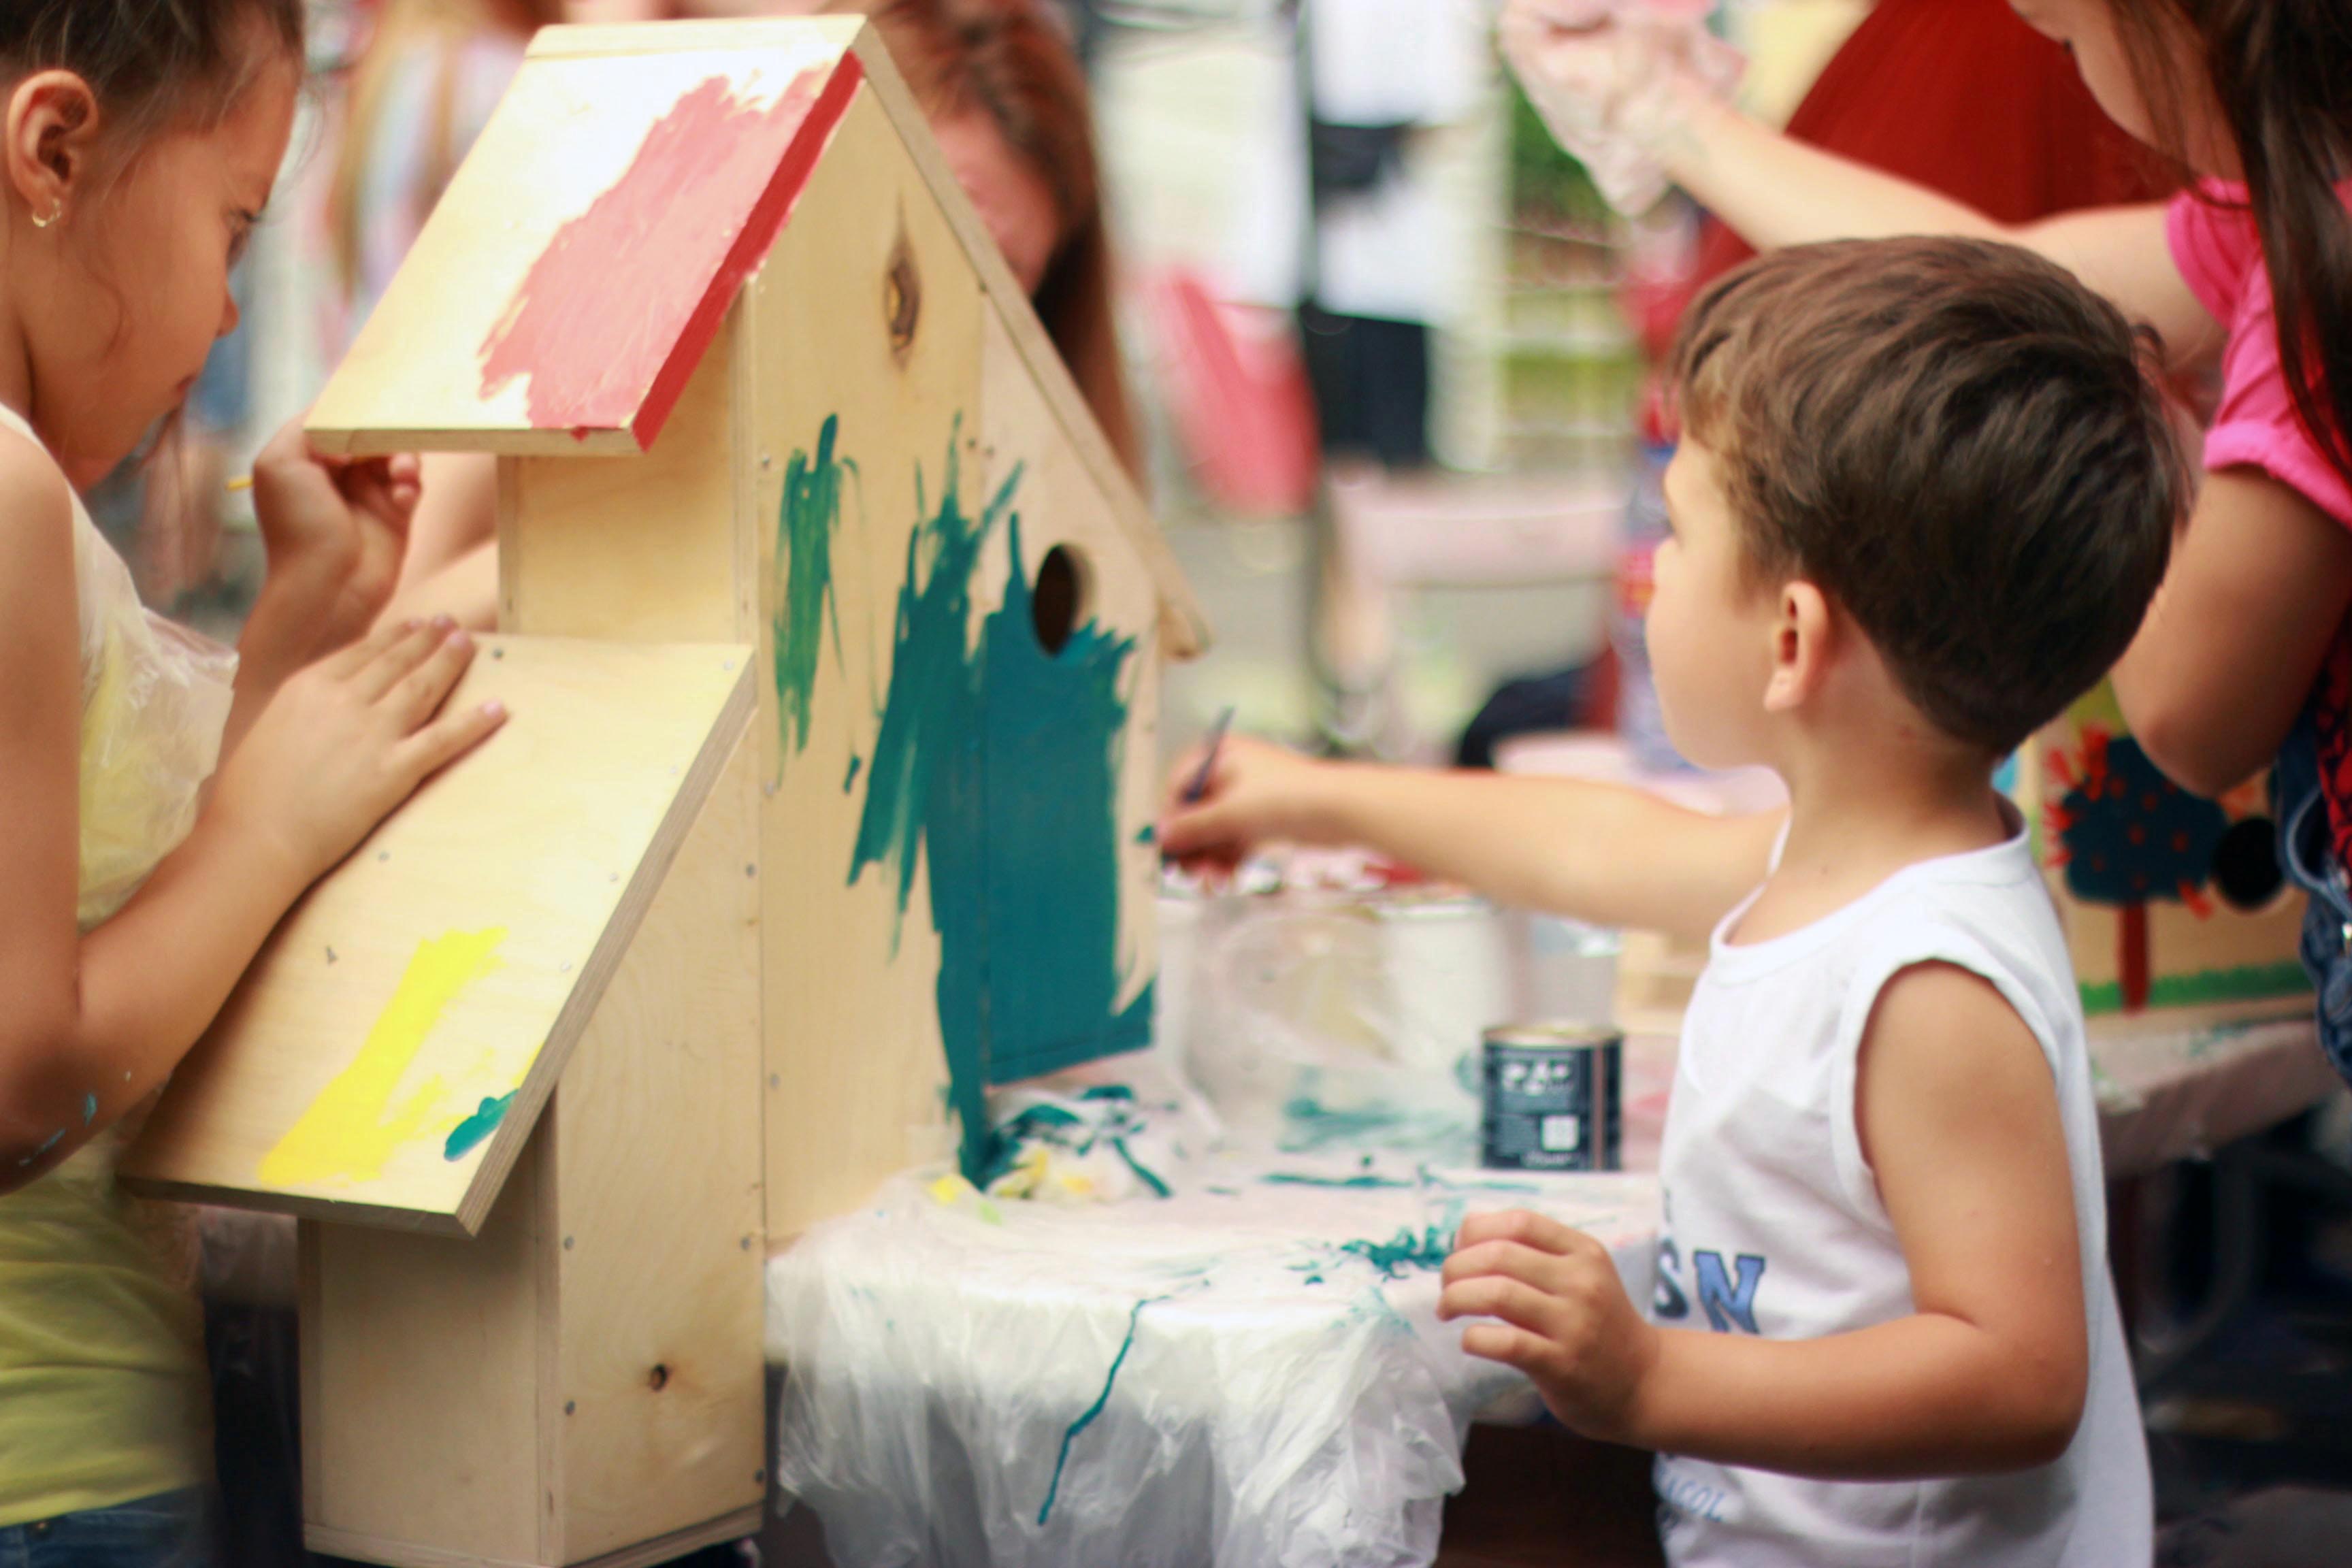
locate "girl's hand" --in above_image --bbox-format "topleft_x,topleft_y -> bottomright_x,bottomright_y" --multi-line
211,619 -> 506,885
1439,1209 -> 1662,1446
1498,0 -> 1741,215
1157,734 -> 1337,884
250,417 -> 422,659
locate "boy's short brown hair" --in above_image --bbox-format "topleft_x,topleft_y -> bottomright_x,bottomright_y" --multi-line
1670,237 -> 2183,756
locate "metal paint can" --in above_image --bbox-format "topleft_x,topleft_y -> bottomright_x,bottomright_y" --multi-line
1480,1024 -> 1622,1173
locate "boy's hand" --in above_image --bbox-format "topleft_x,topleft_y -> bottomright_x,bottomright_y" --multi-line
1157,734 -> 1337,883
1440,1209 -> 1660,1445
250,416 -> 421,659
212,619 -> 506,885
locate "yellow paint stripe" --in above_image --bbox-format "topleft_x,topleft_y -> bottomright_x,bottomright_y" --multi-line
259,928 -> 508,1189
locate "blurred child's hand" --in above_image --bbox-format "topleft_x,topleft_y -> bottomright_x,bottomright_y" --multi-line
250,416 -> 421,657
212,619 -> 506,884
1440,1209 -> 1660,1444
1498,0 -> 1741,216
1157,734 -> 1336,883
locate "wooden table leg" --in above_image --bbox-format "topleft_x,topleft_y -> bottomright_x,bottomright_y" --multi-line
1437,1424 -> 1664,1568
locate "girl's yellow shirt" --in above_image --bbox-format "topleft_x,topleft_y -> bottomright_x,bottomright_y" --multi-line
0,403 -> 233,1524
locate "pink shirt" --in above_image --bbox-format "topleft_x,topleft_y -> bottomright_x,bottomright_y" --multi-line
2166,180 -> 2352,526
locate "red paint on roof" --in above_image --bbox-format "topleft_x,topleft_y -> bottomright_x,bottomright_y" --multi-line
478,54 -> 862,448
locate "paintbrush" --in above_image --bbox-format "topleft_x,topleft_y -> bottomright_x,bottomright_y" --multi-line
1181,706 -> 1236,804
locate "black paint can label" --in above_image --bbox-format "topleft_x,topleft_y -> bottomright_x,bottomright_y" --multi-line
1481,1024 -> 1622,1173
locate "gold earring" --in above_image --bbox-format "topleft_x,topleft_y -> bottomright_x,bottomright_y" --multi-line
29,201 -> 61,230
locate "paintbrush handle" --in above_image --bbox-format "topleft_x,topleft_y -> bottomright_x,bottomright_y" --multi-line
1181,708 -> 1236,804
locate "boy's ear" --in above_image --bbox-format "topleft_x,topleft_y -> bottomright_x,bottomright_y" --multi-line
5,71 -> 102,227
1761,578 -> 1835,715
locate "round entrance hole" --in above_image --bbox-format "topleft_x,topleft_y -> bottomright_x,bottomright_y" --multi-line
1032,544 -> 1090,656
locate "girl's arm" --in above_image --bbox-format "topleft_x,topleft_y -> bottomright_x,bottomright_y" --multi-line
1659,92 -> 2218,363
2112,471 -> 2352,797
1443,963 -> 2090,1476
0,447 -> 504,1186
382,453 -> 498,616
378,537 -> 498,632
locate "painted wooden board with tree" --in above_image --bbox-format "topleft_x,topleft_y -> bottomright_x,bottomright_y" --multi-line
2014,685 -> 2307,1026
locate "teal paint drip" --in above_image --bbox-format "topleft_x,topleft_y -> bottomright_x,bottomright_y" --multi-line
1262,1172 -> 1415,1191
1340,1224 -> 1456,1279
444,1093 -> 516,1161
1039,1294 -> 1162,1526
848,421 -> 1154,1181
772,414 -> 853,766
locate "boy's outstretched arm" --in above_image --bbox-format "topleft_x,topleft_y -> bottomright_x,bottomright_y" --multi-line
1158,736 -> 1782,944
1441,962 -> 2089,1477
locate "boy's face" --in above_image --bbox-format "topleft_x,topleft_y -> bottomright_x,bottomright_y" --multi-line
1648,438 -> 1778,769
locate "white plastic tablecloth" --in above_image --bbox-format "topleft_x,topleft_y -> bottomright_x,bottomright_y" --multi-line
764,1154 -> 1657,1568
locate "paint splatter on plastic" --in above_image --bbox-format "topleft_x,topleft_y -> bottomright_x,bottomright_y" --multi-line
1039,1293 -> 1162,1526
1262,1172 -> 1415,1192
1340,1224 -> 1457,1279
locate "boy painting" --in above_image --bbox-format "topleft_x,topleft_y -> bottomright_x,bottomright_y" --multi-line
1162,238 -> 2176,1564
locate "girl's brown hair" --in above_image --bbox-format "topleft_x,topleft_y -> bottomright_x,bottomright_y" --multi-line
2110,0 -> 2352,491
840,0 -> 1142,479
0,0 -> 304,150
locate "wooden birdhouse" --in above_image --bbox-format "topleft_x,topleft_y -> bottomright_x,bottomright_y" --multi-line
120,18 -> 1204,1567
2011,686 -> 2308,1027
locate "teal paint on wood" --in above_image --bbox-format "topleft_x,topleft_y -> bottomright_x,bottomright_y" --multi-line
845,420 -> 1153,1179
772,414 -> 853,767
443,1093 -> 516,1161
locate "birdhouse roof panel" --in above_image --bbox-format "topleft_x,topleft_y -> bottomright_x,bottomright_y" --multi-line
310,21 -> 863,455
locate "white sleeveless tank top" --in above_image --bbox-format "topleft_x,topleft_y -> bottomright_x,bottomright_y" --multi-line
1652,821 -> 2150,1566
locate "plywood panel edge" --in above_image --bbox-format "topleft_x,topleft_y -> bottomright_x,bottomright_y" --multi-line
305,427 -> 647,460
730,282 -> 764,642
527,17 -> 863,61
455,664 -> 757,1234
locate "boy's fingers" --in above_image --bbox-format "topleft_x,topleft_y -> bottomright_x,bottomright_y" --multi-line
1437,1276 -> 1571,1343
1460,1321 -> 1561,1380
1441,1239 -> 1571,1292
1454,1208 -> 1585,1257
397,698 -> 508,785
